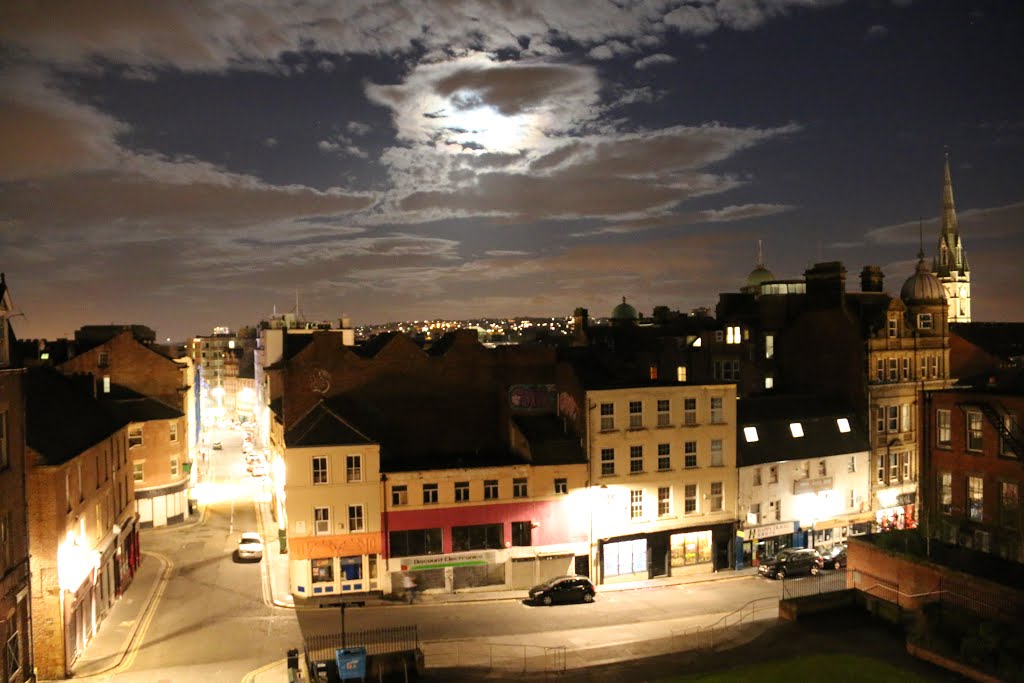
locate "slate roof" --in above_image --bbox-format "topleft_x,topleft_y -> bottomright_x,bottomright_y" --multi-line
25,368 -> 127,466
317,392 -> 526,472
511,414 -> 586,466
101,384 -> 183,423
737,395 -> 869,467
285,401 -> 374,448
952,322 -> 1024,363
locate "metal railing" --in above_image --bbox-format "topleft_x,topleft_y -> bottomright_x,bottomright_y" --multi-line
781,569 -> 850,599
674,596 -> 778,652
304,625 -> 419,662
424,640 -> 567,675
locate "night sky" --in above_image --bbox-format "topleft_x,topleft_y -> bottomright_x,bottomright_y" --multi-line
2,1 -> 1022,342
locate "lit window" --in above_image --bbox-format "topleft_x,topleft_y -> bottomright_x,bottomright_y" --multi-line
764,376 -> 774,389
743,426 -> 759,442
103,376 -> 111,393
939,472 -> 952,514
676,366 -> 687,382
764,334 -> 774,359
836,418 -> 851,433
630,490 -> 644,519
968,476 -> 984,522
789,422 -> 804,438
967,411 -> 983,451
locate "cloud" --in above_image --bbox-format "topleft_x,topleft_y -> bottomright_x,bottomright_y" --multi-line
318,134 -> 369,159
588,40 -> 636,61
634,53 -> 677,70
263,137 -> 279,148
864,202 -> 1024,244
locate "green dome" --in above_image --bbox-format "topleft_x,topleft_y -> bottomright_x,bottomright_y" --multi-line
611,297 -> 639,322
746,265 -> 775,288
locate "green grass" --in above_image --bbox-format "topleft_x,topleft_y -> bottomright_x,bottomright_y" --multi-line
660,653 -> 934,683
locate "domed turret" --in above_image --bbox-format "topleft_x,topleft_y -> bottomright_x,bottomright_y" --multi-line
610,297 -> 639,325
901,254 -> 946,304
746,265 -> 775,289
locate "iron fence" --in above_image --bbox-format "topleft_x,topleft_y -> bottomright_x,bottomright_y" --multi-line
674,596 -> 778,652
781,569 -> 850,599
304,625 -> 419,662
424,640 -> 567,675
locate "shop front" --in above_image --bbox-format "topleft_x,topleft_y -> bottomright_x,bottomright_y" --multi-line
743,521 -> 797,566
599,524 -> 732,584
289,532 -> 382,599
874,492 -> 917,532
810,512 -> 876,547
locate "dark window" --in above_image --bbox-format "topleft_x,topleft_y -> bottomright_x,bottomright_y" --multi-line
451,523 -> 503,551
554,478 -> 568,494
511,521 -> 532,547
484,479 -> 498,499
389,528 -> 442,556
423,483 -> 438,504
454,481 -> 470,502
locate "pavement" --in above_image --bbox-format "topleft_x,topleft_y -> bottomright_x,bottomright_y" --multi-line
66,495 -> 771,682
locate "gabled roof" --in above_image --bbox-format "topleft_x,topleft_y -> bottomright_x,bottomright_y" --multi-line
25,368 -> 127,466
285,400 -> 374,448
737,395 -> 869,467
100,384 -> 183,423
951,322 -> 1024,362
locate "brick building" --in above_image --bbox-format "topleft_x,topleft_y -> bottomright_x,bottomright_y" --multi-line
58,330 -> 195,527
0,273 -> 35,683
922,373 -> 1023,563
24,368 -> 138,679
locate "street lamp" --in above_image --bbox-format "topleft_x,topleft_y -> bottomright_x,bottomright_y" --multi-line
320,600 -> 365,649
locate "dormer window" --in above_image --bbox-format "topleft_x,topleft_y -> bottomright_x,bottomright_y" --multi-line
836,418 -> 851,433
789,422 -> 804,438
917,313 -> 933,330
743,426 -> 759,442
887,317 -> 898,338
726,325 -> 741,344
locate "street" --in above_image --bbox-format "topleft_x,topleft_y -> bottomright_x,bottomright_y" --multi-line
80,427 -> 790,681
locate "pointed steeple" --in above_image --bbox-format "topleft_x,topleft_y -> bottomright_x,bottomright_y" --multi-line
932,151 -> 971,322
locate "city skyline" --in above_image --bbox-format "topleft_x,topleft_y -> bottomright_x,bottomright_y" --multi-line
2,1 -> 1023,342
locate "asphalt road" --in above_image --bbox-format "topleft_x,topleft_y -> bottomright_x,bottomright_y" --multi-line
85,427 -> 837,682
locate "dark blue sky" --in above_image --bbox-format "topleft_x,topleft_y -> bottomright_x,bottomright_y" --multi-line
1,1 -> 1021,341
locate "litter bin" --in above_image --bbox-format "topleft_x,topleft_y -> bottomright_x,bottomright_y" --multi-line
335,647 -> 367,681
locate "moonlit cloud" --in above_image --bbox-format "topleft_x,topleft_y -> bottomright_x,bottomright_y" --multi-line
634,53 -> 677,70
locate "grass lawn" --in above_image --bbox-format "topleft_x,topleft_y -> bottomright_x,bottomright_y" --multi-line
663,653 -> 935,683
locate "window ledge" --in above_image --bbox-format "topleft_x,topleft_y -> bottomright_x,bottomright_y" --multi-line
629,470 -> 647,476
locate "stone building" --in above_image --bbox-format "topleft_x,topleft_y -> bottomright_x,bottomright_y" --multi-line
933,154 -> 971,323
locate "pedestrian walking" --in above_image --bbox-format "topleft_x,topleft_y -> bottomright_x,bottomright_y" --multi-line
402,572 -> 418,604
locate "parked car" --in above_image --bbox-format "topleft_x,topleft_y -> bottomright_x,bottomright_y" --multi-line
819,543 -> 847,570
528,575 -> 596,606
248,462 -> 269,477
758,548 -> 821,579
236,532 -> 263,561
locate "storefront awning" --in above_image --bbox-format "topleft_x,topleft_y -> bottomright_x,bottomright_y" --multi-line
812,512 -> 875,530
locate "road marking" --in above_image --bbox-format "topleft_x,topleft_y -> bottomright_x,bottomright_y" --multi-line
241,657 -> 286,683
115,550 -> 173,673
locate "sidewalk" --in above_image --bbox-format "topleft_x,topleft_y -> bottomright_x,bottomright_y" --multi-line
69,551 -> 169,679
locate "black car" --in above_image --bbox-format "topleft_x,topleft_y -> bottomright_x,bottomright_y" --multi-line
757,548 -> 821,579
819,543 -> 847,570
528,575 -> 596,606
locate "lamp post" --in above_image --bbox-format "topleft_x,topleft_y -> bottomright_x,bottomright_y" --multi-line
320,600 -> 365,649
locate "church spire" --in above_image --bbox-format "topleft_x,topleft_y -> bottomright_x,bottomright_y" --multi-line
932,151 -> 971,322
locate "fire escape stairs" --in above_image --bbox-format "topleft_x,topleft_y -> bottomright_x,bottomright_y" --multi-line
959,400 -> 1024,459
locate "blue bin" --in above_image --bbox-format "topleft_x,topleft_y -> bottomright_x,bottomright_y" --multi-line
335,647 -> 367,681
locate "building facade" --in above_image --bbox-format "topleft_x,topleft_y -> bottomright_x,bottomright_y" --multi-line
24,369 -> 139,680
923,380 -> 1023,563
933,154 -> 971,323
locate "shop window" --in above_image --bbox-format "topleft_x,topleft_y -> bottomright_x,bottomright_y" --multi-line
452,523 -> 503,551
454,481 -> 469,502
511,521 -> 532,547
669,530 -> 712,568
311,558 -> 333,583
391,485 -> 408,506
604,538 -> 647,577
340,556 -> 362,581
389,528 -> 442,556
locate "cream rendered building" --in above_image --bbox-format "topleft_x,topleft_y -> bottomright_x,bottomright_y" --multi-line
584,382 -> 739,583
